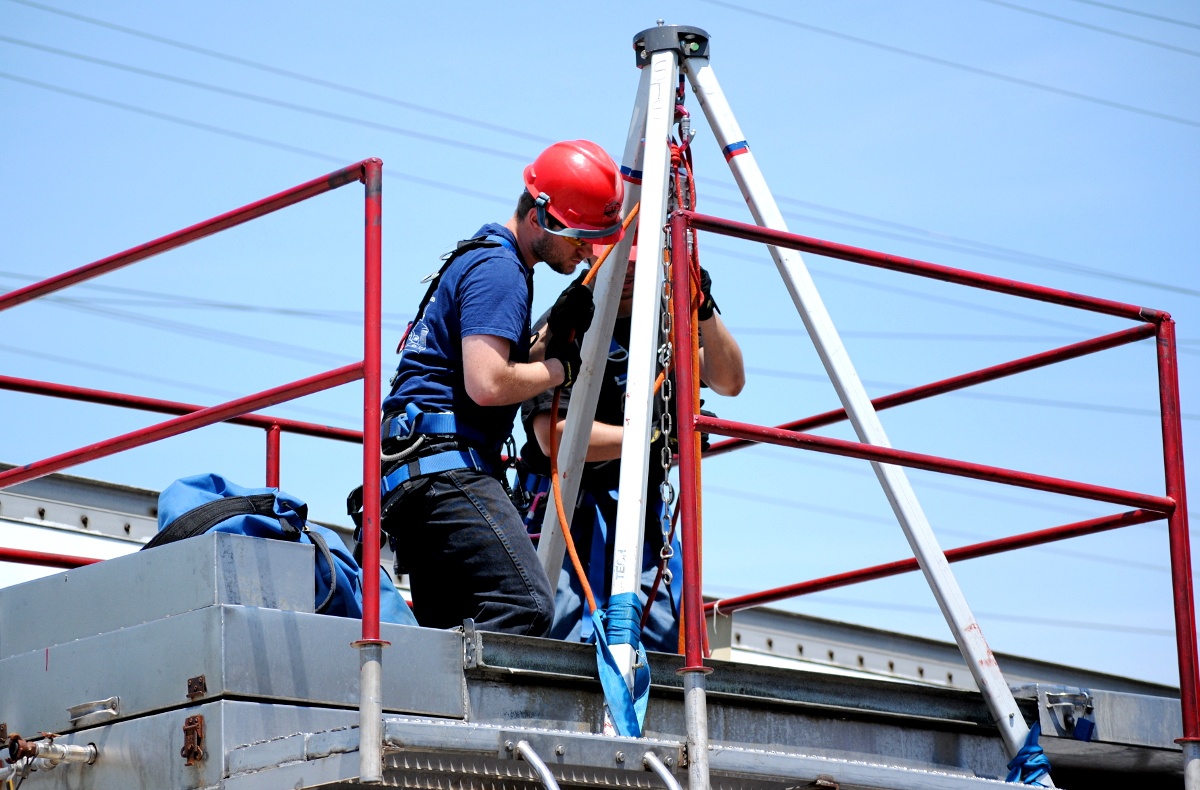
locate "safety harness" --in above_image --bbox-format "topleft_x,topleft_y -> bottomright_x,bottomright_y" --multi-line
347,233 -> 518,531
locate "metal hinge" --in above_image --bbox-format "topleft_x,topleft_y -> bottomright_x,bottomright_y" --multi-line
181,715 -> 206,766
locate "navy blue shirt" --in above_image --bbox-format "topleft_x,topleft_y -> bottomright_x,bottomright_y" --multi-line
383,224 -> 533,456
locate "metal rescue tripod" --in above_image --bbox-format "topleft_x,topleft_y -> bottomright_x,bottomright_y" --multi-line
537,23 -> 1054,789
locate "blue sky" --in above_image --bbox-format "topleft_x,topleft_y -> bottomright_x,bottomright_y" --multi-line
1,0 -> 1197,686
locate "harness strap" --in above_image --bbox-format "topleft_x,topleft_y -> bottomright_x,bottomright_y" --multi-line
381,402 -> 487,447
380,447 -> 491,498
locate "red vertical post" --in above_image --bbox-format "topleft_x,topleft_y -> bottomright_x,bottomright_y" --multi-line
360,159 -> 384,643
670,212 -> 706,671
1157,318 -> 1200,755
265,424 -> 281,488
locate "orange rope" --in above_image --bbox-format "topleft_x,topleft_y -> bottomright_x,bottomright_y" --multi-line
582,203 -> 640,288
548,387 -> 597,615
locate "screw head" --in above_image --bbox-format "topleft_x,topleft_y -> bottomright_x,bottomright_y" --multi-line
505,740 -> 514,752
615,751 -> 625,763
555,744 -> 565,756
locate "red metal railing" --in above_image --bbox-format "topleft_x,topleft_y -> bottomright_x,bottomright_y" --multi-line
668,209 -> 1197,747
0,160 -> 385,644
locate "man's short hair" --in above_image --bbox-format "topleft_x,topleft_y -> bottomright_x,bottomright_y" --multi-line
516,189 -> 537,221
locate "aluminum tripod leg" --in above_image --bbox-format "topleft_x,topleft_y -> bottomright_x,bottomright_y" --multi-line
607,45 -> 679,683
683,55 -> 1048,780
535,67 -> 647,584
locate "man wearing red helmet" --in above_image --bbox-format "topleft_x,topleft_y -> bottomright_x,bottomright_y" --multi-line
370,140 -> 625,636
517,243 -> 745,651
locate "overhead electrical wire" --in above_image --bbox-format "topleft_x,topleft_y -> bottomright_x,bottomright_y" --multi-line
0,35 -> 528,164
1061,0 -> 1200,31
743,365 -> 1200,422
0,72 -> 513,208
3,0 -> 557,146
0,24 -> 1190,300
695,0 -> 1200,129
0,343 -> 354,424
704,482 -> 1169,573
977,0 -> 1200,57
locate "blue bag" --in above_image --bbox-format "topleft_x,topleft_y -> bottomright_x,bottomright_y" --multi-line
144,473 -> 416,626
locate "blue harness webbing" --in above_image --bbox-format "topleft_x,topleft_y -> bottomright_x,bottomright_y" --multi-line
1006,721 -> 1053,785
591,592 -> 651,737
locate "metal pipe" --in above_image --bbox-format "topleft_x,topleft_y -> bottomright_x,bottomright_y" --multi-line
683,211 -> 1160,323
644,751 -> 683,790
0,375 -> 364,443
682,671 -> 710,790
1156,319 -> 1200,788
0,363 -> 364,491
515,740 -> 561,790
707,508 -> 1161,615
356,158 -> 387,785
265,424 -> 281,488
0,162 -> 368,313
355,641 -> 384,784
0,546 -> 102,569
706,323 -> 1157,458
698,415 -> 1176,513
671,212 -> 707,671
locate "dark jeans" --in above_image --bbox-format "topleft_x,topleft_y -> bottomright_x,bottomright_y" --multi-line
382,467 -> 554,636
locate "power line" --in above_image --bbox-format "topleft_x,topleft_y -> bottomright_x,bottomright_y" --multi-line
702,191 -> 1200,300
742,364 -> 1200,421
6,22 -> 1193,302
1061,0 -> 1200,31
0,71 -> 513,207
0,343 -> 354,424
705,482 -> 1169,572
706,243 -> 1108,333
695,0 -> 1200,129
793,594 -> 1174,637
3,0 -> 557,146
977,0 -> 1200,57
0,36 -> 530,164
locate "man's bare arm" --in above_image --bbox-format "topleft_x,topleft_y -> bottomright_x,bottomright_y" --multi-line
462,334 -> 566,407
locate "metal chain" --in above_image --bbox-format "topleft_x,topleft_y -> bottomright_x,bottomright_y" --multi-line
657,242 -> 676,576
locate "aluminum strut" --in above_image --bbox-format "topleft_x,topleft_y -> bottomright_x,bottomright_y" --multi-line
679,40 -> 1051,785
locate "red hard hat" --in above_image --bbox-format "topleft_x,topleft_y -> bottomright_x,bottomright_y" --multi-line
524,140 -> 625,245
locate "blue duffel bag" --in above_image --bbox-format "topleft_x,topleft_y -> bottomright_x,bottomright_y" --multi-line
143,473 -> 416,625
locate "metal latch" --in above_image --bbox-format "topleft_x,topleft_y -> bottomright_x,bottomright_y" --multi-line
181,715 -> 206,766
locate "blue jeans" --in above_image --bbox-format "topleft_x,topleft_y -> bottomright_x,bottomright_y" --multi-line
382,467 -> 554,636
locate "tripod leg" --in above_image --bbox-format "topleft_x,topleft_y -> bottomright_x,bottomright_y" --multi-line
536,68 -> 648,583
608,45 -> 680,683
683,56 -> 1044,773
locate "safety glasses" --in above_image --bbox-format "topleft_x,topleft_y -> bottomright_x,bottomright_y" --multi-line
534,193 -> 622,241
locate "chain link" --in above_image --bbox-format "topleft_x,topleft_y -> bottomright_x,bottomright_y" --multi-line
657,237 -> 675,576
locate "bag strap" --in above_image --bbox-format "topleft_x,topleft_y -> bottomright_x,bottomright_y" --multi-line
141,493 -> 283,551
141,493 -> 336,613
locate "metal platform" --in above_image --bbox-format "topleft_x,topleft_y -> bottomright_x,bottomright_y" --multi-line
0,531 -> 1183,788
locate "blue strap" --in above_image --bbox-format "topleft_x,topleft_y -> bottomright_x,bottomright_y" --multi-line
381,447 -> 490,497
1006,721 -> 1053,785
590,592 -> 651,737
382,402 -> 487,446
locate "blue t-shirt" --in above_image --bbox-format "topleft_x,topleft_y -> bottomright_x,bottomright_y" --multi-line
382,223 -> 533,457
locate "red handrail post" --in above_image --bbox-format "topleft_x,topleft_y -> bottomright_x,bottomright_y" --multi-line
359,159 -> 384,645
1157,318 -> 1200,756
265,424 -> 281,488
670,211 -> 707,672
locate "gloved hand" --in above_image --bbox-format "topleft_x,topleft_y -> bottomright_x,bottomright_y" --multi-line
546,282 -> 595,341
697,267 -> 720,322
546,332 -> 584,388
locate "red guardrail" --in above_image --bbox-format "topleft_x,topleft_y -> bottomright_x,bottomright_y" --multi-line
0,160 -> 386,643
668,209 -> 1198,748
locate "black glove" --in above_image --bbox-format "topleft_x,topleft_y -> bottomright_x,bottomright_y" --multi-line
546,332 -> 583,388
697,267 -> 719,322
547,282 -> 595,340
